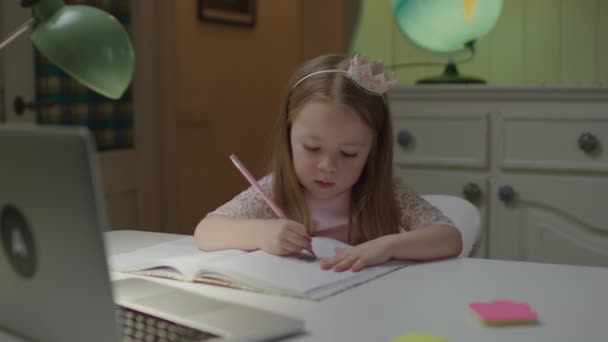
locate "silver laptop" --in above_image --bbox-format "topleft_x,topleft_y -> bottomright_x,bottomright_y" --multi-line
0,125 -> 304,342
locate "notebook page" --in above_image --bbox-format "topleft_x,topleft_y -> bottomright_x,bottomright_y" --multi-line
310,237 -> 350,258
154,250 -> 246,280
306,260 -> 409,299
209,237 -> 391,295
109,237 -> 198,270
109,236 -> 244,274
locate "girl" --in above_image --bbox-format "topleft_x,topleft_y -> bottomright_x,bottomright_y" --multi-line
194,53 -> 462,272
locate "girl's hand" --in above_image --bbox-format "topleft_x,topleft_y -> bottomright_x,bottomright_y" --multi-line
256,219 -> 312,256
320,236 -> 392,272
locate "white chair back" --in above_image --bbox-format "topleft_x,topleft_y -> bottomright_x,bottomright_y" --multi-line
421,195 -> 482,257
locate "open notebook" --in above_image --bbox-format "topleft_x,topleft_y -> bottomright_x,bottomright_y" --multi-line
110,236 -> 410,300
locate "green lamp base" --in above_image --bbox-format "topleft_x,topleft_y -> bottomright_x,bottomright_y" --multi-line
416,62 -> 486,84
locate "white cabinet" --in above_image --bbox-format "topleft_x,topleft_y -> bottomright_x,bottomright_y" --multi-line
389,86 -> 608,266
491,174 -> 608,266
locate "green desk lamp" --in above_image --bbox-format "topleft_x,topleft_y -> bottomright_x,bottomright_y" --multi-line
0,0 -> 135,99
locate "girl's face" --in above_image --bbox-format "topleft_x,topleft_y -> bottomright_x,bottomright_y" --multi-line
290,101 -> 373,199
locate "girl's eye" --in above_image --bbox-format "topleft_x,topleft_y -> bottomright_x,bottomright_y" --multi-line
304,145 -> 320,152
341,151 -> 358,158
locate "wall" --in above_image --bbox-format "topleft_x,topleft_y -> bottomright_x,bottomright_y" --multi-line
167,1 -> 345,234
351,0 -> 608,85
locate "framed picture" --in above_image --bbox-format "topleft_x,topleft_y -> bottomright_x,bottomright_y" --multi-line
198,0 -> 256,27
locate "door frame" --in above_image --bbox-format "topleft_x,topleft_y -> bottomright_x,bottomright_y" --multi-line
129,0 -> 176,232
133,0 -> 177,233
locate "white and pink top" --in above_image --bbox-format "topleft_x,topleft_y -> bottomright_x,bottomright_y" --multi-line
209,175 -> 456,244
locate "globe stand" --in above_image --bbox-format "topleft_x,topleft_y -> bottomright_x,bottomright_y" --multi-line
416,62 -> 486,84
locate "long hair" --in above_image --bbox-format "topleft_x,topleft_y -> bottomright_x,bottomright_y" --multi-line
269,54 -> 399,244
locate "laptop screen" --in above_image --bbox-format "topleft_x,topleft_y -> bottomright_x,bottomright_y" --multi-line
0,126 -> 121,341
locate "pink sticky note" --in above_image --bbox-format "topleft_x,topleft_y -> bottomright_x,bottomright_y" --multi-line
469,299 -> 538,325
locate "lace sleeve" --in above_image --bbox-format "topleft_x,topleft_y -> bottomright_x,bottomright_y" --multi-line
394,183 -> 455,231
209,174 -> 275,219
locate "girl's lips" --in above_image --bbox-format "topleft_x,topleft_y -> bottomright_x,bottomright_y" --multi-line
314,180 -> 334,188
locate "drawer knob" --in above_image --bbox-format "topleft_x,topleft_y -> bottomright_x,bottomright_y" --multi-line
463,182 -> 482,203
578,132 -> 599,153
397,130 -> 413,147
498,185 -> 516,204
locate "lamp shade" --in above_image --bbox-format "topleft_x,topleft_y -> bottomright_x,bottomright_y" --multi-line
30,1 -> 134,99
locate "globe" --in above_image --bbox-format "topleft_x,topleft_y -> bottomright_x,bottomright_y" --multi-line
391,0 -> 503,84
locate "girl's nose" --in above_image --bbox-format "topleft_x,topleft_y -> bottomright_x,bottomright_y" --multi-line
318,155 -> 337,173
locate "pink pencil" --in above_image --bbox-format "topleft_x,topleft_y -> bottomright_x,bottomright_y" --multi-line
229,154 -> 316,258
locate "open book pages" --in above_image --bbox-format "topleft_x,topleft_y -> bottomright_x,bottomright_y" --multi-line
109,236 -> 410,301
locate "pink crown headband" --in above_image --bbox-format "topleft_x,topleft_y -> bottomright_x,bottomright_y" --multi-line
291,53 -> 397,96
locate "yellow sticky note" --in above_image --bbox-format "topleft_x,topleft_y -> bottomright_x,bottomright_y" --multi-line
392,332 -> 447,342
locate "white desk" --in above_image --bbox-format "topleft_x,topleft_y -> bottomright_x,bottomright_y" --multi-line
105,230 -> 608,341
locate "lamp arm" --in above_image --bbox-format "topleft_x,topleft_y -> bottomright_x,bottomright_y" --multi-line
0,18 -> 34,51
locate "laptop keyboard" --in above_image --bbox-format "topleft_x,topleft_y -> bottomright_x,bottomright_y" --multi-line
116,305 -> 219,341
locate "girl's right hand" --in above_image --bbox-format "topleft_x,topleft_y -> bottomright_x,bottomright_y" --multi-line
256,219 -> 312,256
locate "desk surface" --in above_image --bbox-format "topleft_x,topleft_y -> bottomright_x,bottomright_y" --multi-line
105,230 -> 608,341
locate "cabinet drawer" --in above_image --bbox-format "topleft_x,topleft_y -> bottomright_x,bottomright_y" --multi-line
393,113 -> 488,168
491,174 -> 608,265
394,168 -> 488,208
499,114 -> 608,171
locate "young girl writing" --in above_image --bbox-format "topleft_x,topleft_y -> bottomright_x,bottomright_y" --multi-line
194,53 -> 462,272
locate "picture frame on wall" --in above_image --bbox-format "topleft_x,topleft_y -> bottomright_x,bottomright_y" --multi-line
198,0 -> 256,27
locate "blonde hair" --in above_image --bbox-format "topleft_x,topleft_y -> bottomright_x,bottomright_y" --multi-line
269,54 -> 399,244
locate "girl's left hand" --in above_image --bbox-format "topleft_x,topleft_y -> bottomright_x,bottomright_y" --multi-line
319,236 -> 392,272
